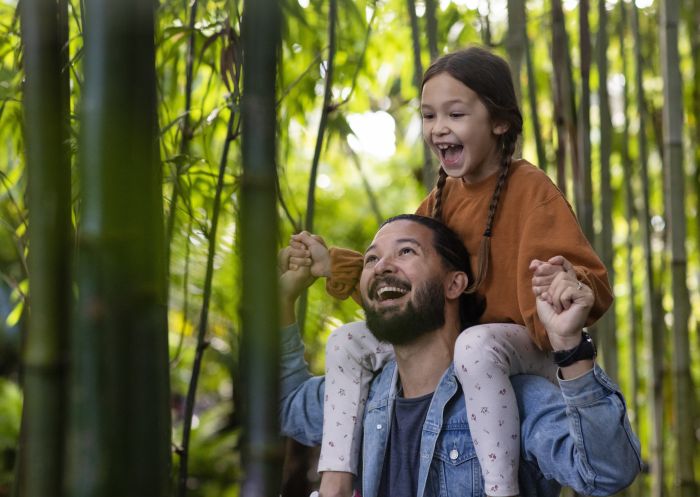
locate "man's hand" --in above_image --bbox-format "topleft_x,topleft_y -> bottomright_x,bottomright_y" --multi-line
531,264 -> 593,352
289,231 -> 332,278
279,249 -> 316,326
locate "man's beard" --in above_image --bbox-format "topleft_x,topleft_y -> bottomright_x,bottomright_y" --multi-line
362,276 -> 445,346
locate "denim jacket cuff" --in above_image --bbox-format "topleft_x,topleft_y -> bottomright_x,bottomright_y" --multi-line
281,323 -> 302,351
557,363 -> 617,407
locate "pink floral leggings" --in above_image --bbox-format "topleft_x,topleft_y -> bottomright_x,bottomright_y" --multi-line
319,321 -> 555,497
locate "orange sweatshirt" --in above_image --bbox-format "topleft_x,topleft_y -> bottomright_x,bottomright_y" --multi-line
325,159 -> 613,351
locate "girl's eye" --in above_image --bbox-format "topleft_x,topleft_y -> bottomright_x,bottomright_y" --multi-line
450,112 -> 464,118
422,113 -> 434,120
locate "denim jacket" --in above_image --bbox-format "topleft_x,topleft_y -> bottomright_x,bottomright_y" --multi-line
280,324 -> 642,497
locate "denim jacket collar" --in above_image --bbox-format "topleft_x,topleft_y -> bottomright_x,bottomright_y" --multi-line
361,361 -> 459,497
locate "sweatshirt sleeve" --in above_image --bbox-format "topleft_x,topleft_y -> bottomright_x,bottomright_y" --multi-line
325,247 -> 364,301
517,194 -> 613,350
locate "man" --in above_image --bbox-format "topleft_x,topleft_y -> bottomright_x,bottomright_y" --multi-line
279,214 -> 641,497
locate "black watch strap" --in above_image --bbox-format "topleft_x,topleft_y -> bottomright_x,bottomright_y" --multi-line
552,331 -> 596,367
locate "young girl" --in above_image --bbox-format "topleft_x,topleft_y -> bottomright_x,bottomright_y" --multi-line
290,46 -> 612,497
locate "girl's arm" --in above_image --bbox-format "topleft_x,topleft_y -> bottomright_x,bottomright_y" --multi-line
517,194 -> 613,350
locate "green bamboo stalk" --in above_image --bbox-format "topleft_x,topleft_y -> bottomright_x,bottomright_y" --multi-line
299,0 -> 337,333
631,4 -> 664,495
407,0 -> 435,191
506,0 -> 525,105
660,1 -> 697,495
524,26 -> 547,171
595,0 -> 617,382
66,1 -> 171,495
240,0 -> 282,494
618,0 -> 637,416
18,0 -> 71,494
165,0 -> 199,279
424,0 -> 438,61
177,71 -> 241,497
305,0 -> 337,234
577,0 -> 593,240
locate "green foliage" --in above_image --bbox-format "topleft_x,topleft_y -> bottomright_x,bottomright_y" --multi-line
0,0 -> 699,494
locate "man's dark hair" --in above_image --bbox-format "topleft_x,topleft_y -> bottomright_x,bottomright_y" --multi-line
380,214 -> 486,329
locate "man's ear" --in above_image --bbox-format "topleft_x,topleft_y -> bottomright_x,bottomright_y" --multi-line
445,271 -> 468,299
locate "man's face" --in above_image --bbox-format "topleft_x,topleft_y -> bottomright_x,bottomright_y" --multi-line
360,220 -> 449,345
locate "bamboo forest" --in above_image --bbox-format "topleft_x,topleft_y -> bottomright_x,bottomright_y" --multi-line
0,0 -> 698,495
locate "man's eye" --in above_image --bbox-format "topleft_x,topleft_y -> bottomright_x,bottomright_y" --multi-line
399,247 -> 415,256
364,255 -> 378,265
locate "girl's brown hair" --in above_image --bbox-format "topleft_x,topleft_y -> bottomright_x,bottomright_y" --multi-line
423,46 -> 523,292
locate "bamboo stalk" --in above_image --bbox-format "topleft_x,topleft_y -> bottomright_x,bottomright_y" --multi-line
66,0 -> 171,495
177,62 -> 241,497
18,0 -> 71,494
631,4 -> 663,495
407,0 -> 435,191
240,0 -> 283,494
165,0 -> 199,279
659,1 -> 697,494
577,0 -> 593,240
298,0 -> 337,333
595,0 -> 617,382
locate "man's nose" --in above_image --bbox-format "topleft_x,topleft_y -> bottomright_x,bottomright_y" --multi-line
373,255 -> 396,274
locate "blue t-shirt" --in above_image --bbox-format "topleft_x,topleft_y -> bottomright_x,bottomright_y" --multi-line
378,390 -> 433,497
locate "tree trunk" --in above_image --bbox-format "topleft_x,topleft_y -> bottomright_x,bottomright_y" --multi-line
660,1 -> 697,495
240,0 -> 283,494
18,0 -> 71,494
66,1 -> 171,495
633,7 -> 665,495
595,0 -> 617,382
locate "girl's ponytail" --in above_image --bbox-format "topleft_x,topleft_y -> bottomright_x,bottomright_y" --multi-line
468,139 -> 513,293
432,168 -> 448,221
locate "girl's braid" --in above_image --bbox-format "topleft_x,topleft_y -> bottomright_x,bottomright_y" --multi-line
468,134 -> 517,293
431,168 -> 448,221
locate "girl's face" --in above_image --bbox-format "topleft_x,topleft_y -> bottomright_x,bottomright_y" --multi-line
421,73 -> 507,184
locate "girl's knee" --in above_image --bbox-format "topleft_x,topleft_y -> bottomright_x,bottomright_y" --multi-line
454,325 -> 512,374
325,321 -> 377,365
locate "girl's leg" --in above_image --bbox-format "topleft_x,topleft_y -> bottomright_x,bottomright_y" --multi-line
454,323 -> 554,497
319,321 -> 395,474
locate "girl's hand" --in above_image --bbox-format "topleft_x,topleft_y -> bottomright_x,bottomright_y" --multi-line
290,231 -> 331,278
530,255 -> 573,307
534,269 -> 594,351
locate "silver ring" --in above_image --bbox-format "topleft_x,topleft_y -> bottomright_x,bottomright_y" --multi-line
576,280 -> 582,290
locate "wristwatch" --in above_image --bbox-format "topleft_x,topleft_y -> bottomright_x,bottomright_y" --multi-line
552,331 -> 597,367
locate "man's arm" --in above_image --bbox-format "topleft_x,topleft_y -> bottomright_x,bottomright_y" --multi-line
530,262 -> 595,378
522,261 -> 642,494
515,368 -> 642,496
277,254 -> 325,445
